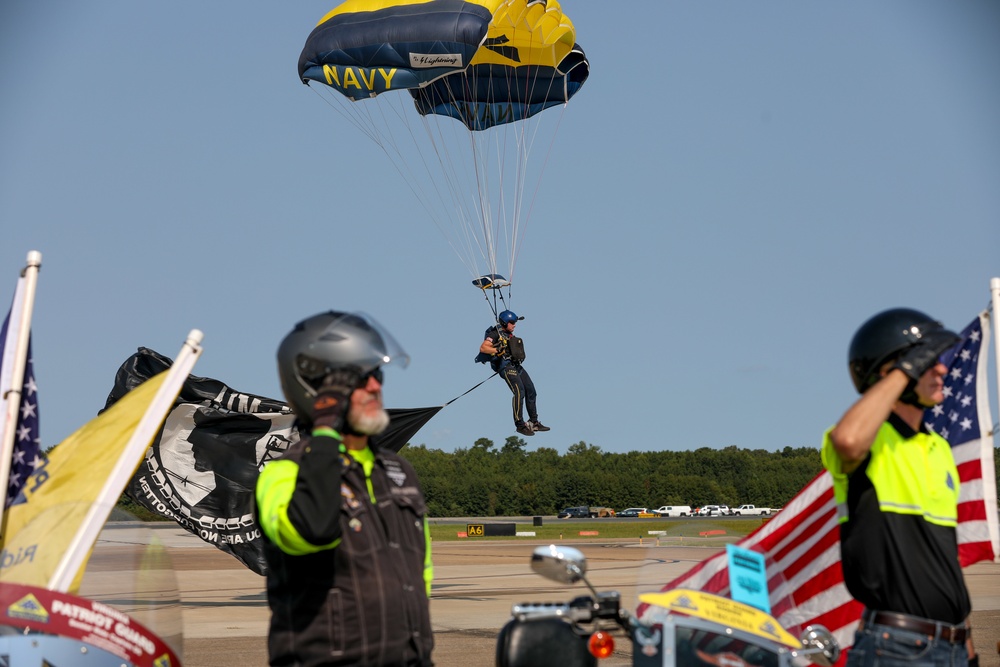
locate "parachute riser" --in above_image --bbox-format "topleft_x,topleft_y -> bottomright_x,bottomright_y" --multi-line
472,273 -> 512,323
481,285 -> 512,323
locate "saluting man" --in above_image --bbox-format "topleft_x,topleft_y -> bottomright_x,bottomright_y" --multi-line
256,311 -> 433,667
823,308 -> 977,666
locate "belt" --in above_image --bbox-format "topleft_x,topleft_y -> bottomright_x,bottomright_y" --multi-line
862,610 -> 967,644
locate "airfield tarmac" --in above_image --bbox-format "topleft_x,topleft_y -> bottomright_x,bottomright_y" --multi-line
84,524 -> 1000,667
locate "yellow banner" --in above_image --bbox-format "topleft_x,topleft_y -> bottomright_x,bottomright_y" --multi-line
0,373 -> 167,588
639,588 -> 801,648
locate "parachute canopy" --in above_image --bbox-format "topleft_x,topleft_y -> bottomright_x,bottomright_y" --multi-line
298,0 -> 589,131
297,0 -> 589,296
472,273 -> 511,290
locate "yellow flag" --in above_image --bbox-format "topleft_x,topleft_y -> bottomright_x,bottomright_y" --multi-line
0,372 -> 167,588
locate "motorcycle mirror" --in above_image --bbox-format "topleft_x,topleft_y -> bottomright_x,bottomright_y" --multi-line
530,545 -> 587,584
798,624 -> 841,666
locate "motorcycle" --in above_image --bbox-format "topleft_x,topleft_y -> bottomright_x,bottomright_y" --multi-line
496,544 -> 840,667
0,509 -> 184,666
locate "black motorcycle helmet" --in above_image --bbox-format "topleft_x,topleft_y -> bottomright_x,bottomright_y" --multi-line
847,307 -> 959,394
276,311 -> 409,422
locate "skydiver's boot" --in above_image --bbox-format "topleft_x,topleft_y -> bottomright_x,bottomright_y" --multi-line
515,422 -> 535,436
528,420 -> 550,432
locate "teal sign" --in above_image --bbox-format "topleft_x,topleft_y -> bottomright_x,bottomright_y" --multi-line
726,544 -> 771,614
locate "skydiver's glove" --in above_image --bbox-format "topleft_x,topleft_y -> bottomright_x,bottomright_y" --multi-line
891,330 -> 962,382
311,367 -> 363,432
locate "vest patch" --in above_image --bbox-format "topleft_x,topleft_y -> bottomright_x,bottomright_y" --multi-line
384,460 -> 407,487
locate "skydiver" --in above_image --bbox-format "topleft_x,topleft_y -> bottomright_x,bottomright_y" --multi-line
477,310 -> 550,437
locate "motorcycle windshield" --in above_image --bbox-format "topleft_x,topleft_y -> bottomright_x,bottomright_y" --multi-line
673,622 -> 783,667
632,548 -> 813,666
0,506 -> 183,667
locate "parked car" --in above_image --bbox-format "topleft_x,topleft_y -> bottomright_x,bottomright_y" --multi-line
653,505 -> 693,517
617,507 -> 648,518
589,506 -> 617,518
733,504 -> 775,516
695,504 -> 730,516
557,506 -> 590,519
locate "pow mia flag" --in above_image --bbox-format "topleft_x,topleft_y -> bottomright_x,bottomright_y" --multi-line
104,348 -> 442,575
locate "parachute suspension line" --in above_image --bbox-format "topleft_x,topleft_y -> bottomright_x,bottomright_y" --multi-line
312,84 -> 461,245
502,63 -> 535,283
496,283 -> 513,318
494,98 -> 515,281
326,85 -> 482,282
478,281 -> 514,324
385,94 -> 483,279
364,95 -> 472,269
512,80 -> 568,277
480,287 -> 514,326
507,64 -> 534,282
460,67 -> 499,279
481,287 -> 500,322
423,82 -> 496,280
308,84 -> 382,144
480,70 -> 526,284
510,65 -> 562,278
426,69 -> 498,280
319,87 -> 442,234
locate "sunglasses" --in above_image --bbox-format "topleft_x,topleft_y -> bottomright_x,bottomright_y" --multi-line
297,355 -> 384,386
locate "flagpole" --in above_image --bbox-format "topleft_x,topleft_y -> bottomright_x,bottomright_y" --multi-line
46,328 -> 204,593
992,278 -> 1000,440
0,251 -> 42,533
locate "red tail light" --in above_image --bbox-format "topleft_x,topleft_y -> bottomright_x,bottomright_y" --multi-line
588,630 -> 615,659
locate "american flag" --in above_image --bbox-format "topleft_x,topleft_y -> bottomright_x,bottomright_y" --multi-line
0,276 -> 42,508
638,309 -> 998,654
924,311 -> 999,565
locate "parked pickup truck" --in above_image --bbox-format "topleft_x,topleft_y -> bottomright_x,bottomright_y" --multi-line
653,505 -> 693,517
557,506 -> 617,519
589,506 -> 617,518
732,504 -> 775,516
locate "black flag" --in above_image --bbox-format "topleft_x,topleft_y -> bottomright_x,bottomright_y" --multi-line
104,348 -> 442,575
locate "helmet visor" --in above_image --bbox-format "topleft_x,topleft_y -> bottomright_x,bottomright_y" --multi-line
296,311 -> 410,385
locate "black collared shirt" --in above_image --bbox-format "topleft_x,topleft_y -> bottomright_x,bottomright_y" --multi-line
831,413 -> 971,624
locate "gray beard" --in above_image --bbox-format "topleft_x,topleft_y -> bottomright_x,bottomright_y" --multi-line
349,407 -> 390,436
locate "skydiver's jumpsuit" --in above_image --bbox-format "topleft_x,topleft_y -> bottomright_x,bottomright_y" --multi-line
483,325 -> 538,428
256,431 -> 434,667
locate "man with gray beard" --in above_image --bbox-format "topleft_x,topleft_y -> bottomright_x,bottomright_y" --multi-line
256,311 -> 434,666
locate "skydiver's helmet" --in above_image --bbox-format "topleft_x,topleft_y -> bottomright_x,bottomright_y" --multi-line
847,307 -> 958,394
277,311 -> 409,423
498,310 -> 523,325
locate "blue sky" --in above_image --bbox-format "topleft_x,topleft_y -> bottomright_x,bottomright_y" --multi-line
2,1 -> 998,455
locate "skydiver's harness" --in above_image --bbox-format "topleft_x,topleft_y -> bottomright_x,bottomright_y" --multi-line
475,325 -> 525,370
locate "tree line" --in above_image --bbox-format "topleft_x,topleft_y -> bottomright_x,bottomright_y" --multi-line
403,438 -> 834,517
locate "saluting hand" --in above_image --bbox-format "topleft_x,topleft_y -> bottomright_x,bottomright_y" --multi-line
891,330 -> 961,381
312,367 -> 363,431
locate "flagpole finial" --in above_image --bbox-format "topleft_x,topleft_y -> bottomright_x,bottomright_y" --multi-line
186,329 -> 204,346
25,251 -> 42,267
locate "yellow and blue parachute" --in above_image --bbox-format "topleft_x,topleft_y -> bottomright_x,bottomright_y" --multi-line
298,0 -> 589,130
298,0 -> 589,299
